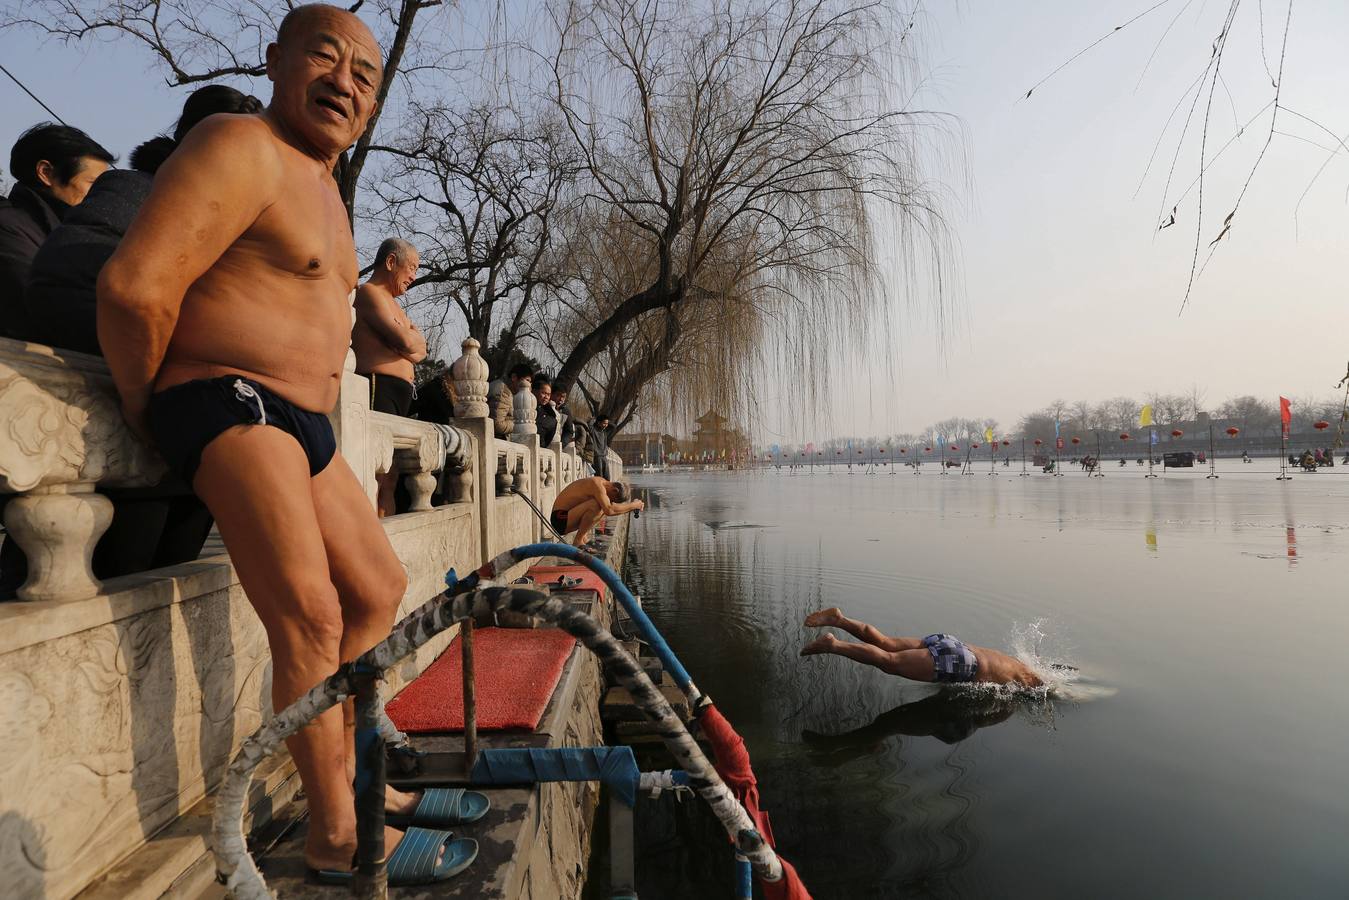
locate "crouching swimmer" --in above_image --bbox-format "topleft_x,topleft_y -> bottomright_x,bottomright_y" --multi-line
548,476 -> 643,548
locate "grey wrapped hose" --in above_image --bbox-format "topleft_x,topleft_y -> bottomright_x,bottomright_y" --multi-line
211,585 -> 781,897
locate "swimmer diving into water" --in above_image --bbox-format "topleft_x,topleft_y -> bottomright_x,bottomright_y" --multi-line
800,607 -> 1043,688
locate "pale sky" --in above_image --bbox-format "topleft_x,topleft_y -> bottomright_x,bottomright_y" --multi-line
2,2 -> 1344,441
815,1 -> 1349,443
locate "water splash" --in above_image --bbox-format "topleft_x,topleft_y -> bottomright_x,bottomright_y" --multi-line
1003,618 -> 1115,704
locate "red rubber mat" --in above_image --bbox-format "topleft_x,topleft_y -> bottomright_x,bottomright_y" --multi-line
386,627 -> 576,732
524,565 -> 607,596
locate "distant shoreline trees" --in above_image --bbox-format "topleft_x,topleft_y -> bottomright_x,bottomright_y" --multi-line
769,391 -> 1345,457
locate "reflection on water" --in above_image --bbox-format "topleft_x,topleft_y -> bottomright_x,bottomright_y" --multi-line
802,691 -> 1019,750
625,468 -> 1349,898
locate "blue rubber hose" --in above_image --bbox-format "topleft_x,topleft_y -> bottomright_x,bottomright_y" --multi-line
735,857 -> 753,899
492,541 -> 700,704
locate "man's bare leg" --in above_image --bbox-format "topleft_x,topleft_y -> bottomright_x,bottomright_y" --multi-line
566,500 -> 603,548
194,429 -> 416,871
309,453 -> 425,819
800,634 -> 935,681
803,607 -> 922,651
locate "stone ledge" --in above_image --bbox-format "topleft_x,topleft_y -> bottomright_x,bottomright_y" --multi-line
0,503 -> 480,900
75,751 -> 299,900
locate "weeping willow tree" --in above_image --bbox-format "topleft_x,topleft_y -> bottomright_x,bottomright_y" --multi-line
531,0 -> 961,434
541,200 -> 777,430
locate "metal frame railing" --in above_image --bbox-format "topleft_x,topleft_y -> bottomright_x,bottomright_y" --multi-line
211,558 -> 782,898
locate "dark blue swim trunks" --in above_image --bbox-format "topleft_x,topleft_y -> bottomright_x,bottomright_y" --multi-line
921,634 -> 980,683
147,375 -> 336,485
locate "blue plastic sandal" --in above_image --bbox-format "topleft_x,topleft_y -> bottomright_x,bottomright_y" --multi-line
308,826 -> 477,886
385,788 -> 490,828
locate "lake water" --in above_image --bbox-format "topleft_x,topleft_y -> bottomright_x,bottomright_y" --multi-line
623,461 -> 1349,899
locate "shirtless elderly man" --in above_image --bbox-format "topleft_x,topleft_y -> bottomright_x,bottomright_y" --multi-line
800,608 -> 1043,688
353,236 -> 426,516
354,236 -> 425,417
549,476 -> 643,548
99,4 -> 473,885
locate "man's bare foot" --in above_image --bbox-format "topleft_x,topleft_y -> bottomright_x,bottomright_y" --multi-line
386,785 -> 421,815
303,787 -> 438,871
804,607 -> 844,628
800,634 -> 838,656
305,825 -> 444,872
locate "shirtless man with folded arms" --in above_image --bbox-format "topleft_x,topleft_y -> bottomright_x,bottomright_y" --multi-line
800,608 -> 1043,688
352,236 -> 425,516
99,3 -> 466,883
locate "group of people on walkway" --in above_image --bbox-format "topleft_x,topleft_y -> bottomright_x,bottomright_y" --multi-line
0,3 -> 639,885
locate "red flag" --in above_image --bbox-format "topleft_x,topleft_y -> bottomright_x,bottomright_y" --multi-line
1279,396 -> 1292,436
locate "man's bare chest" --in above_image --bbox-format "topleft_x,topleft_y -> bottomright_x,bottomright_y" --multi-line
241,185 -> 356,286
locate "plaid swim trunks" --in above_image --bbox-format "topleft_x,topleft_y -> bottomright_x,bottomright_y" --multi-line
921,634 -> 980,683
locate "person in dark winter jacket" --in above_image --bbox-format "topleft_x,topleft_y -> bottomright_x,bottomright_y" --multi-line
0,124 -> 115,337
24,86 -> 262,354
553,385 -> 576,447
533,371 -> 557,445
590,412 -> 612,477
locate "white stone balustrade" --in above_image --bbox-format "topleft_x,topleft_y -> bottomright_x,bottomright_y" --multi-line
0,333 -> 628,899
496,441 -> 530,497
371,411 -> 446,512
0,338 -> 167,602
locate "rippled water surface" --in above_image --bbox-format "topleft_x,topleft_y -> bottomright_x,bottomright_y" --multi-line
623,462 -> 1349,899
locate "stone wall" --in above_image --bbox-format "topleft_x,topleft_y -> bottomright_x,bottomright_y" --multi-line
520,636 -> 607,899
0,336 -> 619,900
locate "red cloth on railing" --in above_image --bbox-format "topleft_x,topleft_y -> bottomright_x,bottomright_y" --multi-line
762,858 -> 811,900
698,704 -> 812,899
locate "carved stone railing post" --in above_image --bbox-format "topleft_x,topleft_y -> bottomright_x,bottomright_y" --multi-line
449,337 -> 489,419
449,446 -> 475,503
511,387 -> 537,442
430,423 -> 475,505
4,485 -> 112,602
367,423 -> 394,509
399,431 -> 441,512
448,337 -> 495,559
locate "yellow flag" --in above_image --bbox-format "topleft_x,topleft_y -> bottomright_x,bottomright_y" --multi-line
1139,405 -> 1154,427
984,426 -> 994,443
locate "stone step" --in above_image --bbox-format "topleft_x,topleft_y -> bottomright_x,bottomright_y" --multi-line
76,752 -> 300,900
601,677 -> 690,723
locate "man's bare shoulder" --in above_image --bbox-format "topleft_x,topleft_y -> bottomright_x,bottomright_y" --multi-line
354,281 -> 394,311
354,281 -> 378,310
558,477 -> 600,499
161,114 -> 283,191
